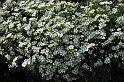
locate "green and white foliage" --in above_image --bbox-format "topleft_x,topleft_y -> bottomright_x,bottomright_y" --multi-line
0,0 -> 124,81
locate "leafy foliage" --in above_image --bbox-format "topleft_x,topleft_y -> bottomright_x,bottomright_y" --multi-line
0,0 -> 124,81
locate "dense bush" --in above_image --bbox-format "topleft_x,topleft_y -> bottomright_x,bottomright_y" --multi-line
0,0 -> 124,81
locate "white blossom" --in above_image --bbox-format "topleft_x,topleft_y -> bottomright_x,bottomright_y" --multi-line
112,8 -> 118,14
104,57 -> 110,64
68,45 -> 74,50
105,5 -> 111,11
94,59 -> 103,67
82,63 -> 89,70
23,24 -> 31,31
6,33 -> 13,38
100,49 -> 104,53
89,9 -> 95,13
99,1 -> 112,5
22,58 -> 31,67
5,54 -> 10,60
9,22 -> 14,28
23,17 -> 27,21
12,56 -> 23,67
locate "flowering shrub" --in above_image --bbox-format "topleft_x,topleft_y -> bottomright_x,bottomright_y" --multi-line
0,0 -> 124,81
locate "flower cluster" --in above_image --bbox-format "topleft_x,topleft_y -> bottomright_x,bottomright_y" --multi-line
0,0 -> 124,81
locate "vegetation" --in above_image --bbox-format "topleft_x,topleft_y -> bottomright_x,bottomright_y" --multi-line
0,0 -> 124,82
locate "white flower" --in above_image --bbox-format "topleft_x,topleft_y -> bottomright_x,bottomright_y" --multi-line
105,5 -> 111,11
17,23 -> 22,29
29,18 -> 37,21
5,54 -> 10,60
9,22 -> 14,28
100,49 -> 104,53
104,57 -> 110,64
113,32 -> 123,36
89,2 -> 93,6
72,67 -> 79,75
112,8 -> 117,14
114,53 -> 118,58
27,9 -> 33,12
32,46 -> 41,53
99,1 -> 112,5
23,17 -> 27,21
88,49 -> 93,54
68,45 -> 74,50
0,8 -> 4,15
109,53 -> 113,58
40,49 -> 46,54
82,63 -> 89,70
66,22 -> 74,28
94,14 -> 101,21
116,16 -> 124,24
63,74 -> 69,79
88,43 -> 95,48
117,28 -> 121,31
19,42 -> 27,47
111,46 -> 117,50
89,9 -> 95,13
98,23 -> 107,29
6,33 -> 13,38
66,60 -> 74,67
22,58 -> 31,67
39,66 -> 44,73
23,24 -> 31,31
35,28 -> 44,34
58,68 -> 66,74
38,42 -> 47,46
38,21 -> 44,27
12,13 -> 20,16
14,7 -> 19,12
38,3 -> 46,8
12,56 -> 23,67
94,59 -> 103,67
74,52 -> 80,57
